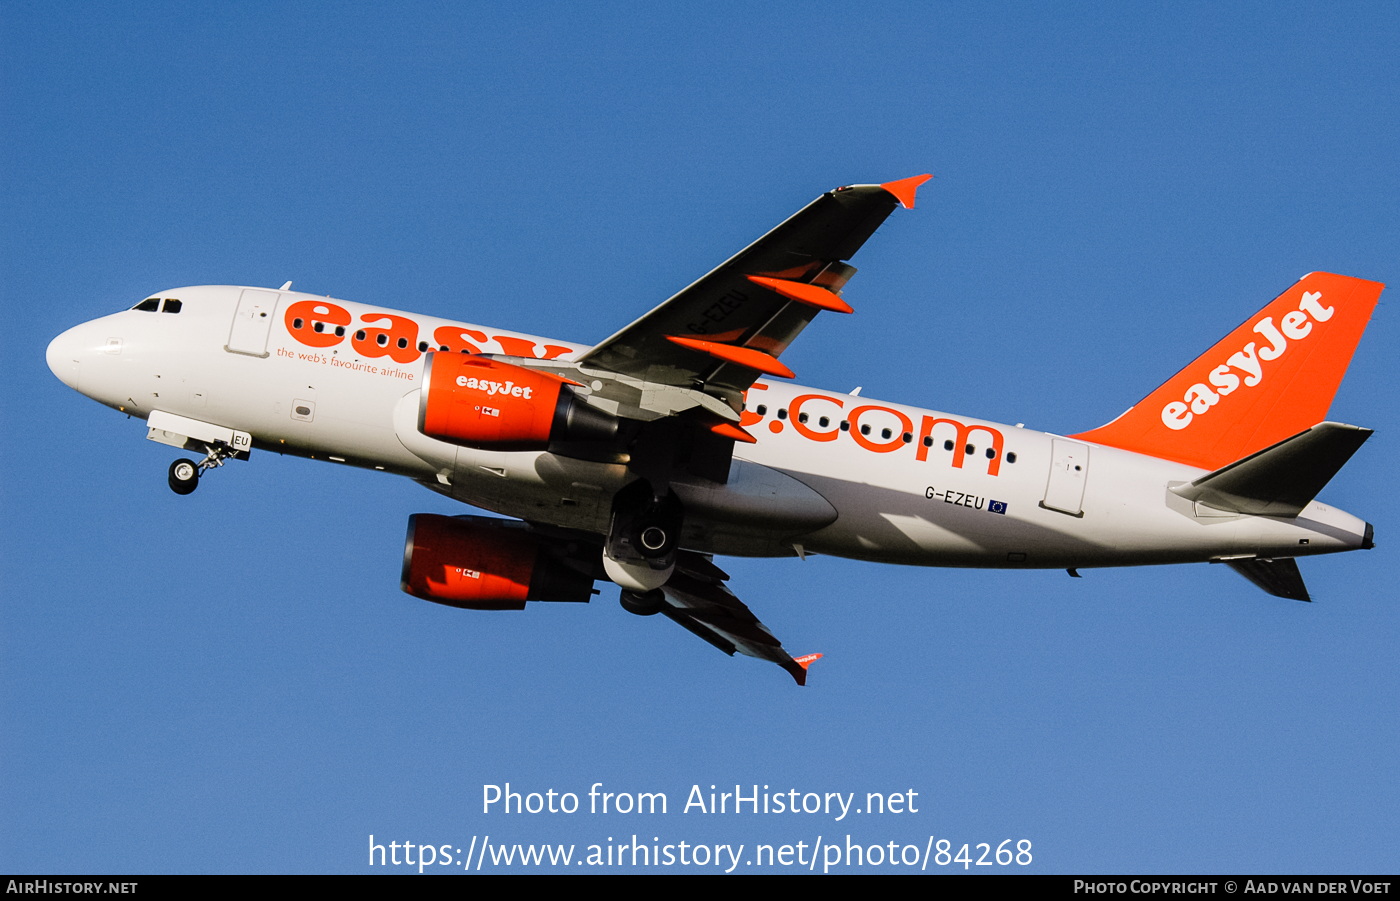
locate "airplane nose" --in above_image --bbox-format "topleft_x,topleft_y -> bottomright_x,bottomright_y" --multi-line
47,326 -> 83,390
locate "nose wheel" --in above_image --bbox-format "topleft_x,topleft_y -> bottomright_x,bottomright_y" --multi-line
166,442 -> 239,495
168,459 -> 199,495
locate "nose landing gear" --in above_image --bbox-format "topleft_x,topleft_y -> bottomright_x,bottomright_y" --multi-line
168,459 -> 199,495
166,442 -> 239,495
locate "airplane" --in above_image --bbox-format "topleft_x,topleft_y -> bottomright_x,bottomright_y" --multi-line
45,175 -> 1382,685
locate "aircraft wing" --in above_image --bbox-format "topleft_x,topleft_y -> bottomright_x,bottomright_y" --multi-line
576,176 -> 932,407
658,551 -> 820,685
507,178 -> 930,680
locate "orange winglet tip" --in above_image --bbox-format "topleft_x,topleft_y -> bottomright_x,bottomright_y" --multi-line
880,174 -> 933,209
787,652 -> 823,686
665,335 -> 796,379
709,421 -> 758,444
747,276 -> 854,314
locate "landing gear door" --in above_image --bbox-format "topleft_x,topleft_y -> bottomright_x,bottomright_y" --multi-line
226,289 -> 281,357
147,410 -> 252,459
1043,438 -> 1089,516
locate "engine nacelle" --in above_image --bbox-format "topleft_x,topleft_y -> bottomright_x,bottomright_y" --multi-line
401,514 -> 597,610
418,353 -> 617,451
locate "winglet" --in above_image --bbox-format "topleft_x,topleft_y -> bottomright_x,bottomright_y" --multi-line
880,174 -> 933,209
785,652 -> 823,686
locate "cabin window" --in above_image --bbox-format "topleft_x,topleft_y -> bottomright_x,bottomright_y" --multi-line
1007,452 -> 1017,464
798,412 -> 809,424
376,333 -> 389,347
418,341 -> 429,352
355,330 -> 366,341
923,436 -> 933,447
293,318 -> 305,330
334,326 -> 345,337
881,428 -> 892,439
397,337 -> 409,349
903,432 -> 913,443
965,444 -> 975,455
985,447 -> 997,459
777,408 -> 788,420
755,405 -> 767,416
133,298 -> 160,312
313,321 -> 325,333
840,420 -> 850,431
818,416 -> 829,428
944,439 -> 954,451
860,424 -> 871,436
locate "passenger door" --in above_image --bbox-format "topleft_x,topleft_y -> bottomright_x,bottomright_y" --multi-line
1042,438 -> 1089,516
226,289 -> 281,357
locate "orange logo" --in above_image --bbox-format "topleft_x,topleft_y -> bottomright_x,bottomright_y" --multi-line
916,417 -> 1005,476
284,300 -> 577,363
769,386 -> 1005,476
1160,291 -> 1334,431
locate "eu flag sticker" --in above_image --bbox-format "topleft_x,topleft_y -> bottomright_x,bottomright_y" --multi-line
989,500 -> 1008,514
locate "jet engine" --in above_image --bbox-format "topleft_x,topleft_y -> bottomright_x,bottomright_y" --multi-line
401,513 -> 598,610
418,353 -> 617,451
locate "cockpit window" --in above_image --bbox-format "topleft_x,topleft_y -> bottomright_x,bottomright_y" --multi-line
132,297 -> 182,313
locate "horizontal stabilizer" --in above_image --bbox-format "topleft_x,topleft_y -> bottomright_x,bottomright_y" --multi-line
1225,557 -> 1311,602
1170,422 -> 1371,517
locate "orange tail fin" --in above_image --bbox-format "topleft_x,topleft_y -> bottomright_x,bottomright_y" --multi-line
1073,272 -> 1382,471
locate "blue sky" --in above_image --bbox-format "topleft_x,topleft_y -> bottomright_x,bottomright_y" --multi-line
3,1 -> 1398,874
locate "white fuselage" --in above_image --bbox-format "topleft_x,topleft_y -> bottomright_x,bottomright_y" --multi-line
47,286 -> 1370,568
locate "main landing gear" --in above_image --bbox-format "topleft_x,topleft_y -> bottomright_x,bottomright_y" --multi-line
166,443 -> 238,495
618,589 -> 666,616
603,479 -> 684,592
